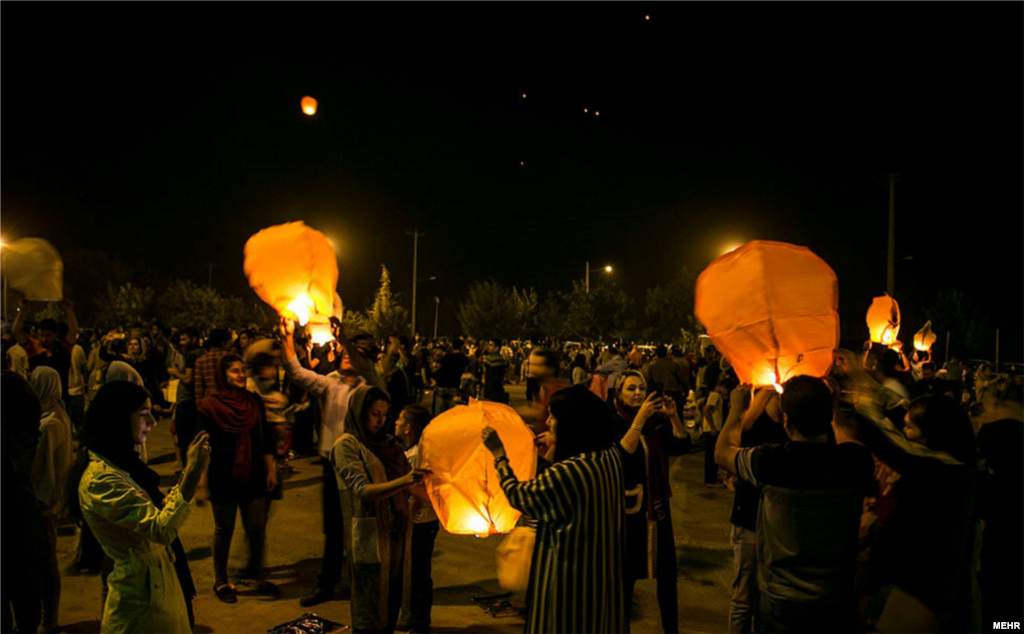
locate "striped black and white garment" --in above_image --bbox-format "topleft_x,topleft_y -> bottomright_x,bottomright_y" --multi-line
498,445 -> 627,634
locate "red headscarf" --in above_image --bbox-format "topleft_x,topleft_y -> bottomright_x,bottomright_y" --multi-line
198,359 -> 262,483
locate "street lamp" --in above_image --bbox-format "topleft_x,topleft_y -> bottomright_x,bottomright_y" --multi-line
433,297 -> 440,340
585,261 -> 613,293
0,237 -> 6,322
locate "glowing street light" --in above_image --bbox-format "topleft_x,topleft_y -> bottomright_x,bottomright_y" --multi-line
585,261 -> 613,293
721,243 -> 743,256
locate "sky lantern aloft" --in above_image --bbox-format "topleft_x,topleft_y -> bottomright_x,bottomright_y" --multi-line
866,294 -> 901,347
695,240 -> 840,387
420,400 -> 537,537
0,237 -> 64,301
913,320 -> 937,352
244,221 -> 340,343
301,96 -> 318,116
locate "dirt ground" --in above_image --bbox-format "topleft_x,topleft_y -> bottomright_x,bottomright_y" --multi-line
55,384 -> 734,634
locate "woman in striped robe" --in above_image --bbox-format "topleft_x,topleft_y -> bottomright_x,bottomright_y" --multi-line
483,384 -> 627,634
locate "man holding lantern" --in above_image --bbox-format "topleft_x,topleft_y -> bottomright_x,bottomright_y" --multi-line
279,316 -> 387,608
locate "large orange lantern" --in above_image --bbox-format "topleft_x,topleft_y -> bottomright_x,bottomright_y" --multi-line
694,240 -> 840,387
913,320 -> 936,353
301,96 -> 318,116
420,400 -> 537,537
866,294 -> 901,346
243,221 -> 341,344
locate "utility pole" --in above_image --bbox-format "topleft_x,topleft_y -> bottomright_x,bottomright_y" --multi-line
206,263 -> 215,289
407,230 -> 425,337
887,173 -> 895,296
433,297 -> 440,340
585,261 -> 590,293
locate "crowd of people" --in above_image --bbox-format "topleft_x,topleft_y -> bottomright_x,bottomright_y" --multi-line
1,296 -> 1021,634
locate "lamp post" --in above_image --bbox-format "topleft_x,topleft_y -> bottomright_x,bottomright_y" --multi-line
0,238 -> 6,322
433,297 -> 440,340
585,262 -> 613,293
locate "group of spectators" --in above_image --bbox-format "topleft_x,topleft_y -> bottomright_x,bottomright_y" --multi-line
2,297 -> 1021,634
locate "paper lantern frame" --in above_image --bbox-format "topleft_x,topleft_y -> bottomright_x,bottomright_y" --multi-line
866,294 -> 901,346
694,240 -> 840,387
420,400 -> 537,537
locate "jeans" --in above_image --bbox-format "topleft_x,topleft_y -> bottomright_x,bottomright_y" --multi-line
625,512 -> 679,633
211,497 -> 268,586
317,460 -> 346,592
704,432 -> 720,484
756,595 -> 856,633
40,513 -> 61,632
400,520 -> 440,631
730,524 -> 758,634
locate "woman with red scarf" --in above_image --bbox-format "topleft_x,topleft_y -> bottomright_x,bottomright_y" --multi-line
613,370 -> 693,633
198,354 -> 279,603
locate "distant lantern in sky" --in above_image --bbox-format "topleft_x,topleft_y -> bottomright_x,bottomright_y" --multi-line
521,93 -> 526,98
595,111 -> 600,116
301,96 -> 318,116
866,293 -> 901,347
695,240 -> 840,387
645,14 -> 650,20
583,107 -> 589,113
243,221 -> 341,344
420,400 -> 537,536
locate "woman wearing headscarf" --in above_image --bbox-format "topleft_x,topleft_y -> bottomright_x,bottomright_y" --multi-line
331,386 -> 428,633
29,366 -> 74,633
1,371 -> 46,634
482,385 -> 627,634
198,353 -> 278,603
612,369 -> 693,633
71,381 -> 211,633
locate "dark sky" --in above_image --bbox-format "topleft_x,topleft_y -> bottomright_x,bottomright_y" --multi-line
3,3 -> 1022,351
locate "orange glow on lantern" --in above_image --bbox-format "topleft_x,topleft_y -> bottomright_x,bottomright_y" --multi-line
420,400 -> 537,537
695,240 -> 840,387
301,96 -> 318,116
244,221 -> 342,338
913,320 -> 937,352
866,294 -> 901,346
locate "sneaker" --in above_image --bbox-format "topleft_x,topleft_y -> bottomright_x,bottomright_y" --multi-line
299,587 -> 333,607
214,584 -> 238,604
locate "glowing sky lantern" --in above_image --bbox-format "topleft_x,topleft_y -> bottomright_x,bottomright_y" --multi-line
0,237 -> 64,301
866,293 -> 901,346
244,221 -> 340,343
913,320 -> 937,353
694,240 -> 840,387
301,96 -> 318,116
420,400 -> 537,537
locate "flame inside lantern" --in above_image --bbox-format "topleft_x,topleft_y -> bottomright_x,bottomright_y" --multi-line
287,293 -> 314,325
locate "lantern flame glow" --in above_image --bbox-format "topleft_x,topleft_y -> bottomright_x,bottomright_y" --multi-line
913,321 -> 937,352
866,294 -> 901,347
301,96 -> 318,116
287,293 -> 314,326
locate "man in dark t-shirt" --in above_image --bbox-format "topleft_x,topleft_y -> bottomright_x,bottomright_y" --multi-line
717,376 -> 876,634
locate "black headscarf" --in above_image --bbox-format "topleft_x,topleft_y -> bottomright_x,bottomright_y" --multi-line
549,384 -> 618,463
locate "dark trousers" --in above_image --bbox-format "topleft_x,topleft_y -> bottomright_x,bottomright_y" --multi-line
174,400 -> 198,469
755,596 -> 856,634
68,394 -> 86,434
291,401 -> 317,456
704,432 -> 720,484
404,520 -> 440,630
40,514 -> 61,631
625,512 -> 679,633
317,460 -> 346,592
3,564 -> 42,633
211,497 -> 268,586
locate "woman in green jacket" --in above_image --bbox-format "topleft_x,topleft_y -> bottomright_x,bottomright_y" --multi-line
71,381 -> 210,633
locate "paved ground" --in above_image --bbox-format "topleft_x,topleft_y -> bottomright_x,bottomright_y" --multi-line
57,384 -> 734,633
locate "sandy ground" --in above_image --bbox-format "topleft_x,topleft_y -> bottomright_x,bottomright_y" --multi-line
55,384 -> 734,633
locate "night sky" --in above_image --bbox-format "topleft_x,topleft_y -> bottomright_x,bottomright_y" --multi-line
3,3 -> 1021,352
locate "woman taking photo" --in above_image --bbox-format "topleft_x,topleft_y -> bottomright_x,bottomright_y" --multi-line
482,385 -> 626,634
72,381 -> 210,633
612,370 -> 693,633
332,386 -> 428,634
199,354 -> 279,603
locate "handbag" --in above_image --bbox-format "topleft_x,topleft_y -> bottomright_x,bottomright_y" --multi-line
495,525 -> 536,591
